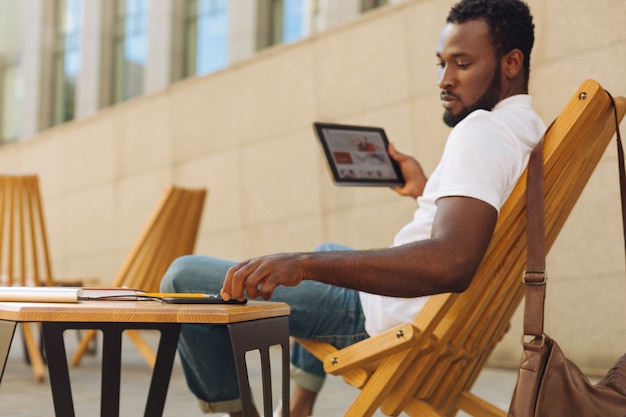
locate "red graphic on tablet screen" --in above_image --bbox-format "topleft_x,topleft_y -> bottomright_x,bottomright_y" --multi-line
333,152 -> 353,164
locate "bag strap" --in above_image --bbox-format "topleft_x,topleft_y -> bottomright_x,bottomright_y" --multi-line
523,137 -> 547,337
609,91 -> 626,250
523,90 -> 626,338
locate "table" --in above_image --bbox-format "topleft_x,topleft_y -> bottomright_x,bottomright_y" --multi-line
0,300 -> 290,417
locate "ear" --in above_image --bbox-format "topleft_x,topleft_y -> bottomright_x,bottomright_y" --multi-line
502,49 -> 524,79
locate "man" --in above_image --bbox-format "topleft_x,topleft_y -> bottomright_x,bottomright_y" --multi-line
160,0 -> 546,416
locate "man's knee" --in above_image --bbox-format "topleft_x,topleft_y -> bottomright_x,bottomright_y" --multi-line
160,255 -> 196,292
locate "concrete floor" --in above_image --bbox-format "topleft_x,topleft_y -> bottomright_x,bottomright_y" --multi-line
0,328 -> 518,416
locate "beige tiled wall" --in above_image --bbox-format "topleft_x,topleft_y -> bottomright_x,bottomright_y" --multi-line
4,0 -> 626,371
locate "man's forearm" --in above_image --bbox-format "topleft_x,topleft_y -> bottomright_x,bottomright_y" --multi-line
298,241 -> 478,298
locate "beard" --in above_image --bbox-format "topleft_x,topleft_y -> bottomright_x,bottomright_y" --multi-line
442,63 -> 502,127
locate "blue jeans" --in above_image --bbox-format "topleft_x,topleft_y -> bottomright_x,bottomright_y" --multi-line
159,243 -> 368,413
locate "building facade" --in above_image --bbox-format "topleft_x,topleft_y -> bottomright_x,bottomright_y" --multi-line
0,0 -> 398,143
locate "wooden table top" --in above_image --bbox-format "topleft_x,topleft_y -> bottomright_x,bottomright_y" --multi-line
0,300 -> 290,324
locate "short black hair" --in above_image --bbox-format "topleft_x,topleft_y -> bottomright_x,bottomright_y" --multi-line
447,0 -> 535,87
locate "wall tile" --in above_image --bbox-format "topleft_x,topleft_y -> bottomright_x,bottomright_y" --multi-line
120,94 -> 173,176
59,113 -> 122,192
174,150 -> 243,234
115,171 -> 174,251
63,183 -> 116,260
543,0 -> 626,61
312,12 -> 410,119
169,72 -> 239,161
242,216 -> 326,258
241,130 -> 322,224
231,46 -> 316,144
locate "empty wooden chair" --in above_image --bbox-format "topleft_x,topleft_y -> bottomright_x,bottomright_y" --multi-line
0,174 -> 54,382
70,185 -> 207,367
295,80 -> 626,416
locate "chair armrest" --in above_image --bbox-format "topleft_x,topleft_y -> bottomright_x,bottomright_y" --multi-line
292,337 -> 338,362
323,323 -> 421,374
293,337 -> 373,388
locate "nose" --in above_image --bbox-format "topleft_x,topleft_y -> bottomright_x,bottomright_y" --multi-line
437,64 -> 455,90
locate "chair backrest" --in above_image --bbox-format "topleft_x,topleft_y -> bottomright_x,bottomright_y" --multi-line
111,185 -> 207,293
377,80 -> 626,416
0,174 -> 54,287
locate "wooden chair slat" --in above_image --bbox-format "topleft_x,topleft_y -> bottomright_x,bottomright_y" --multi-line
0,174 -> 55,382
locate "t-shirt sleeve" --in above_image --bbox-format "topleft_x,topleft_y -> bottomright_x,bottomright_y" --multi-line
435,111 -> 523,212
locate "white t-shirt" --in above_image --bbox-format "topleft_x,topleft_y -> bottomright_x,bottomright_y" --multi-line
359,95 -> 546,336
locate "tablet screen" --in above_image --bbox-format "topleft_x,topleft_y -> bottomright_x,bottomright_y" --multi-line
313,122 -> 405,186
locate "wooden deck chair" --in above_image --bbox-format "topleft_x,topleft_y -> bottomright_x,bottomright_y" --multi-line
295,80 -> 626,417
0,174 -> 54,382
70,185 -> 207,368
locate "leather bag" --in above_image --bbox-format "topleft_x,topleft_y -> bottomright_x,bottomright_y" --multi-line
508,91 -> 626,417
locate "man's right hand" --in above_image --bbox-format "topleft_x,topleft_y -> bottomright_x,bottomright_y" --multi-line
220,253 -> 306,301
388,143 -> 427,199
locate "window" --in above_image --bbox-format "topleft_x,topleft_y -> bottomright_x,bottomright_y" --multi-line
1,64 -> 22,144
362,0 -> 389,12
281,0 -> 304,43
183,0 -> 229,77
112,0 -> 148,103
262,0 -> 305,48
51,0 -> 83,126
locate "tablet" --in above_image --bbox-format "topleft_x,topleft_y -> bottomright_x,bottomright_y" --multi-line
313,122 -> 405,187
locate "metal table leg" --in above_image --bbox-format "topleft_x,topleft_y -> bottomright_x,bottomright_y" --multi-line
228,316 -> 290,417
41,322 -> 181,417
0,321 -> 17,383
100,325 -> 123,417
143,324 -> 181,417
42,322 -> 77,417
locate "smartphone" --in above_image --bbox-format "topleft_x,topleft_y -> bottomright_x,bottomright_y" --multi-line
161,295 -> 247,304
